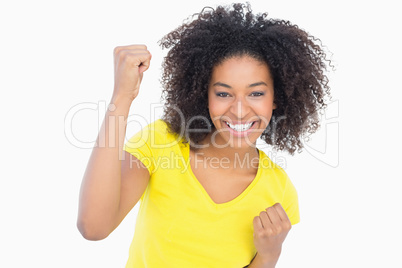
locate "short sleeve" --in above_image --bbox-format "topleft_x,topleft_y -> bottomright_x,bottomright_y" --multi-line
281,174 -> 300,225
123,123 -> 157,175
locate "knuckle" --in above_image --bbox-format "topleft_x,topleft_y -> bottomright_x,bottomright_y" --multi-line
119,50 -> 128,60
257,229 -> 268,238
113,46 -> 122,55
273,203 -> 281,210
124,53 -> 135,62
266,207 -> 274,214
266,228 -> 274,236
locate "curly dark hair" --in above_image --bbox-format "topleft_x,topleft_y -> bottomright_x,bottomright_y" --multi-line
159,3 -> 332,155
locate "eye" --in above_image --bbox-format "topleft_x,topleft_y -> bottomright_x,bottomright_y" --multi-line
250,92 -> 264,97
216,92 -> 230,97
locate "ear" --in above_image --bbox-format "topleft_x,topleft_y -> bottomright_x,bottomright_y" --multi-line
273,102 -> 277,110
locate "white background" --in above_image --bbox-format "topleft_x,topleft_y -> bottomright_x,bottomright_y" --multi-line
1,0 -> 401,267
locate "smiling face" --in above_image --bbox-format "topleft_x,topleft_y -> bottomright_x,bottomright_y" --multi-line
207,55 -> 276,148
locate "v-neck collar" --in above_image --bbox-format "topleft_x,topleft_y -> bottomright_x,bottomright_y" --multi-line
184,144 -> 263,208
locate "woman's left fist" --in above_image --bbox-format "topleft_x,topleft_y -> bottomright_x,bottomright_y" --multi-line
252,203 -> 292,263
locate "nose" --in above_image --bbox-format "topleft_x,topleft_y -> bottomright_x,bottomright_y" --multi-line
230,98 -> 250,120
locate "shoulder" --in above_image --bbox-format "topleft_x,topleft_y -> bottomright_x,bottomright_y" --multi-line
258,150 -> 291,188
150,119 -> 169,132
138,119 -> 169,134
127,119 -> 183,148
124,120 -> 185,168
258,150 -> 300,224
259,150 -> 287,175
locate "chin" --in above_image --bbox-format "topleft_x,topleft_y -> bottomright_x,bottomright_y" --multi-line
211,131 -> 261,149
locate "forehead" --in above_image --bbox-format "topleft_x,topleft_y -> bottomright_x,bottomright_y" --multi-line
210,56 -> 272,85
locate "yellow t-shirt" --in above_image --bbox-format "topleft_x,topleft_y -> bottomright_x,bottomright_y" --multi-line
123,119 -> 300,267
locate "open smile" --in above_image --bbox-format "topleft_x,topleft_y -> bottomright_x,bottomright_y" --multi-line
224,121 -> 256,132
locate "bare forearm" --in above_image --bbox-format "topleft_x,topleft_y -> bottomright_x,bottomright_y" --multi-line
77,96 -> 132,239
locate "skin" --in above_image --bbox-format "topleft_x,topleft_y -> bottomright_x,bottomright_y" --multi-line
250,203 -> 292,267
200,56 -> 292,266
207,56 -> 276,149
77,45 -> 292,267
77,45 -> 152,240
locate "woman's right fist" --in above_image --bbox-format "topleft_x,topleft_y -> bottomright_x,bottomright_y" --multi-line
112,45 -> 152,102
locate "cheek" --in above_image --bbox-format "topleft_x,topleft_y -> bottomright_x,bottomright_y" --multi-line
257,101 -> 275,124
208,98 -> 225,119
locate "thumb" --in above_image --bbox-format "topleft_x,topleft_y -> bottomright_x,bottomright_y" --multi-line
138,53 -> 152,74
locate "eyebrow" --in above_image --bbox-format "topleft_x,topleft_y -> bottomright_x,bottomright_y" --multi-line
212,81 -> 268,88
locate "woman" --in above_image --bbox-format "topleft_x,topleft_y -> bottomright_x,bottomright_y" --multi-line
77,3 -> 331,267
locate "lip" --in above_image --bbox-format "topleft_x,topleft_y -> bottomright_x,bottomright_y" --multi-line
222,120 -> 258,137
224,120 -> 255,125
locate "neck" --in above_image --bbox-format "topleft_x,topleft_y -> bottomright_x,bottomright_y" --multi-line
191,133 -> 260,171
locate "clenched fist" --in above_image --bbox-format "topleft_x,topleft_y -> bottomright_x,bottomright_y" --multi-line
252,203 -> 292,264
112,44 -> 152,102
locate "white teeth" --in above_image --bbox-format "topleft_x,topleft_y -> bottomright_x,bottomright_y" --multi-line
226,122 -> 254,132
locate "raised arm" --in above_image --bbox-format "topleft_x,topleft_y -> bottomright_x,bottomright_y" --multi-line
77,45 -> 152,241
